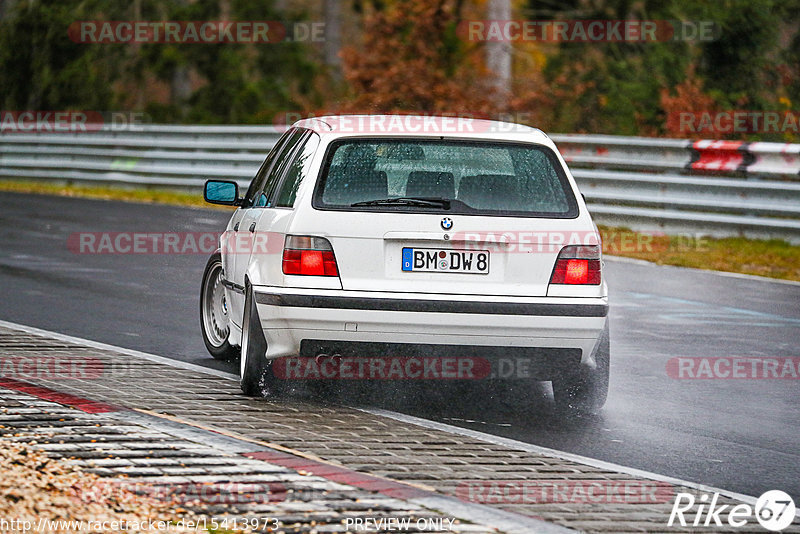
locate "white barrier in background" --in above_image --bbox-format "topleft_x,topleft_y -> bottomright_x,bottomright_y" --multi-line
1,125 -> 799,241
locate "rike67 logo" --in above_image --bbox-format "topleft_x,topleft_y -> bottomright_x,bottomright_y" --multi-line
668,490 -> 796,531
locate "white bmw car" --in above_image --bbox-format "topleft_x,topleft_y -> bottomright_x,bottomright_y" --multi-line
200,115 -> 609,412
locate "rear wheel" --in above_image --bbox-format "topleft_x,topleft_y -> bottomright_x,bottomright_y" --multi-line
200,253 -> 239,361
552,322 -> 610,414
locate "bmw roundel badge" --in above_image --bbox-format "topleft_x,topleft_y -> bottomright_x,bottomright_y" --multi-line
441,217 -> 453,230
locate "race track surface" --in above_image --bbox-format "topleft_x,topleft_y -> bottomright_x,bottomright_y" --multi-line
1,191 -> 798,499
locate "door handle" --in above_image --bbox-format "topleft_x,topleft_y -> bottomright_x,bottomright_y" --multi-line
249,222 -> 257,233
233,222 -> 240,231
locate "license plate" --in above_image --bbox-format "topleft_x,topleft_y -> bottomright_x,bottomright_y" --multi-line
402,248 -> 490,274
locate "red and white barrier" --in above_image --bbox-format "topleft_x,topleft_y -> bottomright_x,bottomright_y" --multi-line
688,140 -> 750,173
746,142 -> 800,176
552,134 -> 800,177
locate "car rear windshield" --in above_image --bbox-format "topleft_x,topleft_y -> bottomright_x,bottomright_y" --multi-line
312,139 -> 578,218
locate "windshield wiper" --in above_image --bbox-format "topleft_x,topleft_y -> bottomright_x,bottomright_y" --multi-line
351,197 -> 451,209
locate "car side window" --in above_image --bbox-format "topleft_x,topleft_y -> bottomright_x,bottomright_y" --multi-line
275,133 -> 320,208
251,129 -> 308,208
243,128 -> 296,207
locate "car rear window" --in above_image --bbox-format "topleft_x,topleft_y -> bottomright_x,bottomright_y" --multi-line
312,139 -> 578,218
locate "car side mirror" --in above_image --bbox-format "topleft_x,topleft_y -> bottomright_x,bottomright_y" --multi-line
204,180 -> 241,206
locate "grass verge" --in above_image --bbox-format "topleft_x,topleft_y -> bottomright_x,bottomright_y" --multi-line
598,226 -> 800,282
1,180 -> 798,282
0,179 -> 227,209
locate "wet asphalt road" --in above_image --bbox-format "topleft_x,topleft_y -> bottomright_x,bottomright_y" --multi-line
1,191 -> 798,500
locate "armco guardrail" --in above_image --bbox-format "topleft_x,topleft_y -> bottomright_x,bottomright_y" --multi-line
0,125 -> 280,189
551,134 -> 800,176
550,134 -> 800,241
1,125 -> 799,242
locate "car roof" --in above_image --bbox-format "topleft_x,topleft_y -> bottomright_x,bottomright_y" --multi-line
290,114 -> 551,144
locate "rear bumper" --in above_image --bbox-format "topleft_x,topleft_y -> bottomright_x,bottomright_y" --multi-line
255,291 -> 607,316
252,286 -> 608,373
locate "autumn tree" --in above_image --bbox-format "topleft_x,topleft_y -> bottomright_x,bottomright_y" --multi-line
660,66 -> 717,138
338,0 -> 497,115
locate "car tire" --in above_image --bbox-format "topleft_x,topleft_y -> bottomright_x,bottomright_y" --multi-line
240,282 -> 282,397
200,253 -> 239,361
552,321 -> 610,414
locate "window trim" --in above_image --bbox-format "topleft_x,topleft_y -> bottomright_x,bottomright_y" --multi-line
273,131 -> 321,209
248,128 -> 310,209
242,128 -> 295,208
310,138 -> 580,219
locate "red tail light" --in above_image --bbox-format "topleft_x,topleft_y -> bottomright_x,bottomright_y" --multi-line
282,236 -> 339,276
550,245 -> 601,285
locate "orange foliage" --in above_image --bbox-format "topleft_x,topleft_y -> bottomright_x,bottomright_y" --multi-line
337,0 -> 498,116
660,67 -> 717,137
